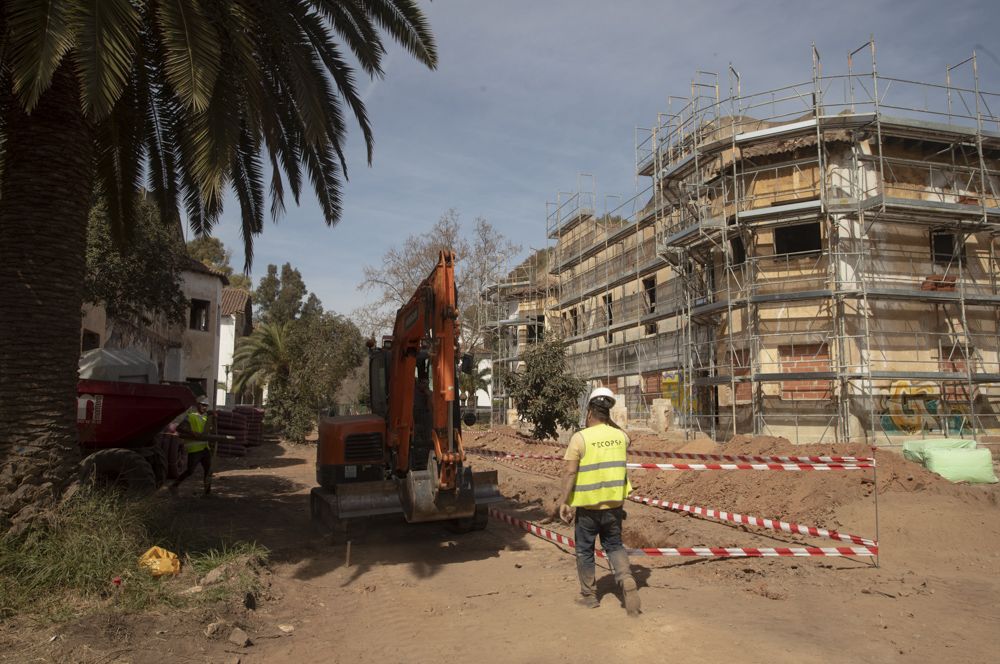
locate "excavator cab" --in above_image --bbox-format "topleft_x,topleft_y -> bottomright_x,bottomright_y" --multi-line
312,251 -> 501,531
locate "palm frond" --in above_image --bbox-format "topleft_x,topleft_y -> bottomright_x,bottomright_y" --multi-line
231,125 -> 264,270
70,0 -> 141,119
361,0 -> 437,69
308,0 -> 385,77
95,80 -> 145,241
233,320 -> 292,394
301,142 -> 343,225
6,0 -> 77,111
293,5 -> 374,163
155,0 -> 220,112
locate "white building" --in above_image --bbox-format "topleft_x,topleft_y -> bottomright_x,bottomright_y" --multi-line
80,258 -> 229,405
216,288 -> 253,406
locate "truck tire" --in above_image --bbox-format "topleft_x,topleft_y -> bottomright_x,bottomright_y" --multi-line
79,449 -> 158,496
165,436 -> 180,479
150,445 -> 167,488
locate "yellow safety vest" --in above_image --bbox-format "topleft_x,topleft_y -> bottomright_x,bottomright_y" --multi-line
185,412 -> 209,453
568,423 -> 632,509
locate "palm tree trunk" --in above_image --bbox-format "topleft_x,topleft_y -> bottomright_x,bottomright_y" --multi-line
0,66 -> 94,531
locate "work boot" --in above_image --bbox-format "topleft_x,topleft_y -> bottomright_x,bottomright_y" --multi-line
575,558 -> 600,608
202,480 -> 212,497
168,483 -> 179,497
607,549 -> 641,616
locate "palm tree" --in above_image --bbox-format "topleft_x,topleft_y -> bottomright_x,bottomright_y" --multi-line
232,320 -> 292,396
459,366 -> 491,410
0,1 -> 436,530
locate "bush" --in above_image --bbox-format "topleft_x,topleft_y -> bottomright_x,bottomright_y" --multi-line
505,340 -> 586,439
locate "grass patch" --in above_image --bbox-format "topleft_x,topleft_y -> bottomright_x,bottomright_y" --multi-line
187,541 -> 269,604
0,490 -> 267,620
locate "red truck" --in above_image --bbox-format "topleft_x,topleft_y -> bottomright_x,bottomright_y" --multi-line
76,347 -> 199,493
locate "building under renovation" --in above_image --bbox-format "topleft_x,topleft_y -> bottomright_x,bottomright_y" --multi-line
483,249 -> 554,423
520,42 -> 1000,444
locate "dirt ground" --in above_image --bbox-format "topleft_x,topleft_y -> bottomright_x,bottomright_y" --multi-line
3,427 -> 999,663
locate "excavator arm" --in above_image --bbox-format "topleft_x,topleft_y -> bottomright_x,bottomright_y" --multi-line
312,250 -> 500,527
386,250 -> 464,489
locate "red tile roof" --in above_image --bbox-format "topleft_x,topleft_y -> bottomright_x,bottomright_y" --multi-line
221,287 -> 252,317
183,256 -> 230,285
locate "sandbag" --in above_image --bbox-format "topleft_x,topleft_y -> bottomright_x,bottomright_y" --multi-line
902,438 -> 976,464
923,448 -> 998,484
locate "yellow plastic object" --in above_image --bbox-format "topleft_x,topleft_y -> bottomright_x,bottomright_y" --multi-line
138,546 -> 181,576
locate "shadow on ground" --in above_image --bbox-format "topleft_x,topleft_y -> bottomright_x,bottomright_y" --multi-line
164,442 -> 535,584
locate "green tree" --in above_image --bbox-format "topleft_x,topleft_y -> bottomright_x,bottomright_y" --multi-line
254,263 -> 308,324
283,312 -> 365,439
505,340 -> 586,440
234,275 -> 365,441
85,197 -> 188,335
0,1 -> 436,529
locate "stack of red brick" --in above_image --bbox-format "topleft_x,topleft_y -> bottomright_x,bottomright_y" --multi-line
213,409 -> 249,457
920,274 -> 958,291
234,406 -> 265,446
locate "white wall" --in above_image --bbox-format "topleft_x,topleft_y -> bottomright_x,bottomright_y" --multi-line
216,316 -> 236,405
180,271 -> 223,406
476,358 -> 492,408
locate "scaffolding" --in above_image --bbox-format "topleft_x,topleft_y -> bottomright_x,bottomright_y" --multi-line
482,248 -> 551,425
545,173 -> 689,422
638,38 -> 1000,443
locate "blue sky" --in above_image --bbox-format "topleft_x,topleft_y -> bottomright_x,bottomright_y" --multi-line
207,0 -> 1000,315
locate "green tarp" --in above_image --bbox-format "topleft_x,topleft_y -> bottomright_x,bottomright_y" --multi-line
922,448 -> 998,484
901,438 -> 977,464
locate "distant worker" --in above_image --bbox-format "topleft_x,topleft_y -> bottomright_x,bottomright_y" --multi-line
557,387 -> 640,615
170,396 -> 214,497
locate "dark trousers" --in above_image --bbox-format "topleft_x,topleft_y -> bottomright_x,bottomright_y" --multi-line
574,506 -> 625,568
175,448 -> 212,485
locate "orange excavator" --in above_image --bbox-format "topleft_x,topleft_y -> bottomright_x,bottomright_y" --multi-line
310,251 -> 501,531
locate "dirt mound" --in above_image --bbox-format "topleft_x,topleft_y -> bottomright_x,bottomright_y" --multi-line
467,428 -> 1000,547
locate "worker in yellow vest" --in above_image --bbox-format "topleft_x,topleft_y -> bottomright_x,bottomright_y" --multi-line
170,396 -> 214,497
558,387 -> 640,615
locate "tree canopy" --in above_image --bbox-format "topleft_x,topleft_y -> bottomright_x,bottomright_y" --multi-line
505,340 -> 586,440
357,210 -> 521,349
84,196 -> 188,334
254,263 -> 309,324
0,0 -> 437,532
1,0 -> 438,262
235,263 -> 364,441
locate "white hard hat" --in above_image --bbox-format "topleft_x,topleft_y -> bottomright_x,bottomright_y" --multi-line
588,387 -> 616,406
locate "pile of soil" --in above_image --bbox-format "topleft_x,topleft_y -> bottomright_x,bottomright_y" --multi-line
466,426 -> 1000,551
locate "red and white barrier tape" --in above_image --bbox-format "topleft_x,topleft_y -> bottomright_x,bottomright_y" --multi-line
488,509 -> 878,558
470,449 -> 872,470
627,461 -> 872,471
628,450 -> 875,464
488,508 -> 579,550
626,546 -> 878,557
628,494 -> 877,546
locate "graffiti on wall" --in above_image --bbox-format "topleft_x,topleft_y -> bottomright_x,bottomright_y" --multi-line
660,372 -> 698,412
878,380 -> 971,434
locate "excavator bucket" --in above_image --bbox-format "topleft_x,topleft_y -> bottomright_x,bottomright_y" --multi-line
400,456 -> 502,524
311,462 -> 502,526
